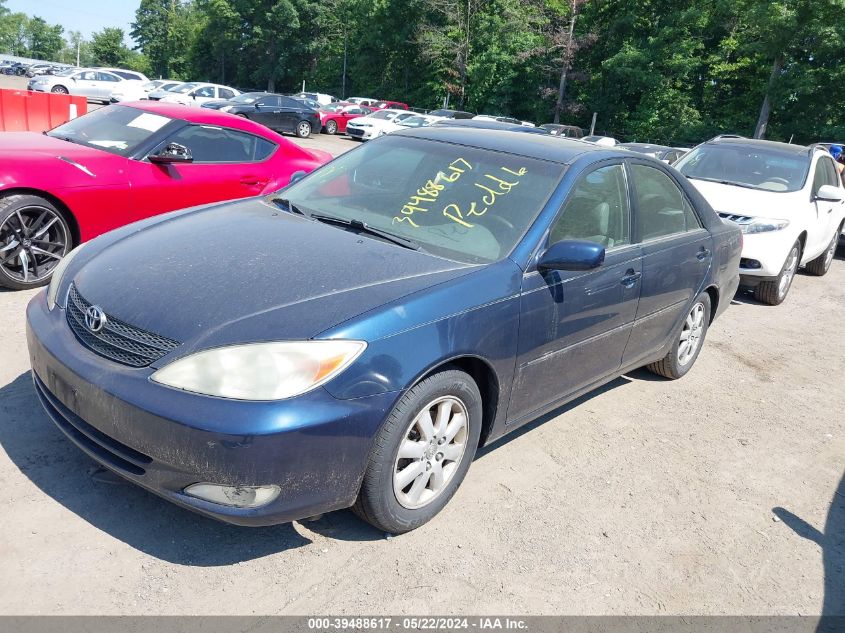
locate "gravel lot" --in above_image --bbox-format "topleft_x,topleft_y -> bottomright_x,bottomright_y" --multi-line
0,86 -> 842,616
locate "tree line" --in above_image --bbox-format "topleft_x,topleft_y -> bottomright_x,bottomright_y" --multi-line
2,0 -> 844,144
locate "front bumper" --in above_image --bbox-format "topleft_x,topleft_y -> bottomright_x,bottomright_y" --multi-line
346,126 -> 376,140
736,227 -> 797,279
26,291 -> 398,526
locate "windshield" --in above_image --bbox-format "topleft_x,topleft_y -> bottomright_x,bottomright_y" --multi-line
368,110 -> 395,120
399,116 -> 432,128
321,103 -> 344,112
675,144 -> 809,192
57,68 -> 76,77
47,105 -> 174,157
279,135 -> 563,264
171,82 -> 199,94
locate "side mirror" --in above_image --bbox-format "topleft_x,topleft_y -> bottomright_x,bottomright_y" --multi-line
538,240 -> 606,271
289,170 -> 306,185
149,143 -> 193,164
815,184 -> 844,202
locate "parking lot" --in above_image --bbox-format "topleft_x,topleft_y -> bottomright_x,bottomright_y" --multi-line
0,146 -> 843,619
1,74 -> 843,616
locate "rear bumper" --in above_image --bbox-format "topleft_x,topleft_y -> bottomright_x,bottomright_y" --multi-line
26,291 -> 398,526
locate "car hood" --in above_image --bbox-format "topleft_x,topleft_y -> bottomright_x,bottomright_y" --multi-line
72,198 -> 474,355
0,132 -> 128,187
686,178 -> 802,221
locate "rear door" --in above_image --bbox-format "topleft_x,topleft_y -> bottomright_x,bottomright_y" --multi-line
621,162 -> 713,367
508,162 -> 642,422
127,124 -> 277,218
95,72 -> 122,99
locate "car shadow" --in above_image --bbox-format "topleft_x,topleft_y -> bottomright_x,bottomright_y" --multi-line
773,470 -> 845,624
0,372 -> 315,566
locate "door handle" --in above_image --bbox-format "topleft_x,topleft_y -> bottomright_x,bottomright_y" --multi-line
240,176 -> 265,186
696,248 -> 712,261
621,269 -> 641,287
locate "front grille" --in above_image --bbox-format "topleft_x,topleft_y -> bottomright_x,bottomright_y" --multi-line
718,212 -> 753,224
66,284 -> 180,367
347,127 -> 365,137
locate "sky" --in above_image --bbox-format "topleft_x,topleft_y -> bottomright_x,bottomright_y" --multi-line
6,0 -> 140,42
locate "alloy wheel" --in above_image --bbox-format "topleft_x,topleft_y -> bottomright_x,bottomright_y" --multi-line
393,396 -> 469,510
297,121 -> 311,138
824,233 -> 837,270
778,246 -> 799,299
0,206 -> 69,284
677,302 -> 705,366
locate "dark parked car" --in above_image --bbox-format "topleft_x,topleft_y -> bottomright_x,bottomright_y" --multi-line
428,108 -> 475,119
202,92 -> 320,138
27,127 -> 741,534
541,123 -> 584,138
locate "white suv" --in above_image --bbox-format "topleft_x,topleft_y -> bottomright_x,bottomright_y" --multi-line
676,138 -> 845,305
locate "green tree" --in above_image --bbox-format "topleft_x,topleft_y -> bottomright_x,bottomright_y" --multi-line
132,0 -> 191,78
25,16 -> 64,60
90,27 -> 131,66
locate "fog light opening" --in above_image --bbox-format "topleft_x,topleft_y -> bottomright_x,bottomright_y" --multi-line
184,483 -> 280,508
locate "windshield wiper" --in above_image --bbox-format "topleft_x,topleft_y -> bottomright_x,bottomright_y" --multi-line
309,213 -> 421,251
270,197 -> 308,216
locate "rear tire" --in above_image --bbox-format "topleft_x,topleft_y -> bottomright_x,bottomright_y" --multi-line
647,292 -> 711,380
325,120 -> 338,135
0,194 -> 72,290
754,240 -> 801,305
353,369 -> 482,534
805,226 -> 841,276
296,120 -> 312,138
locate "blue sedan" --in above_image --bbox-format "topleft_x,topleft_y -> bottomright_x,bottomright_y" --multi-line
26,127 -> 742,533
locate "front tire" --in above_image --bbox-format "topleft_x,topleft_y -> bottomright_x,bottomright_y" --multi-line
296,120 -> 312,138
353,369 -> 482,534
50,85 -> 68,94
805,226 -> 841,276
0,194 -> 72,290
647,292 -> 711,380
325,119 -> 338,135
754,240 -> 801,305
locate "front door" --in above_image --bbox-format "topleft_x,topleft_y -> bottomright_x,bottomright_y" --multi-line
621,162 -> 712,366
508,162 -> 642,423
127,124 -> 274,220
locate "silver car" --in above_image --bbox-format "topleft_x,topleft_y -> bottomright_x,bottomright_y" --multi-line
27,67 -> 148,103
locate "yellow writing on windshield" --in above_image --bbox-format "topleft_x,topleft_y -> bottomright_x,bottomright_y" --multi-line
394,158 -> 473,225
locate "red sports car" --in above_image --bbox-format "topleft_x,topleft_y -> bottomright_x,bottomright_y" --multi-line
0,101 -> 331,289
318,103 -> 373,135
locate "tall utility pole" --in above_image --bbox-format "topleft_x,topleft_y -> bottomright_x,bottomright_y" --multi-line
554,0 -> 579,124
76,41 -> 80,67
341,23 -> 347,99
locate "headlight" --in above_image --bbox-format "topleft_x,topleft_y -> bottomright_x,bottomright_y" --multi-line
740,219 -> 789,234
47,242 -> 87,311
220,105 -> 233,112
151,340 -> 367,400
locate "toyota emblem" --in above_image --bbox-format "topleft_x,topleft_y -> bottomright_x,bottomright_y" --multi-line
84,305 -> 107,333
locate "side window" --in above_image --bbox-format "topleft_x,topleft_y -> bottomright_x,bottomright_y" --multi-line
631,164 -> 698,240
812,160 -> 828,195
79,71 -> 97,81
821,157 -> 839,188
160,125 -> 277,163
219,88 -> 235,100
193,86 -> 215,98
550,164 -> 630,249
97,72 -> 120,82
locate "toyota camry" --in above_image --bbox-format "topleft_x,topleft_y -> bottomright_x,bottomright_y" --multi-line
27,127 -> 741,533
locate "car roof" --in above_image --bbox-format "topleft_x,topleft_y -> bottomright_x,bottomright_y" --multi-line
707,137 -> 811,155
619,143 -> 673,151
395,125 -> 610,164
